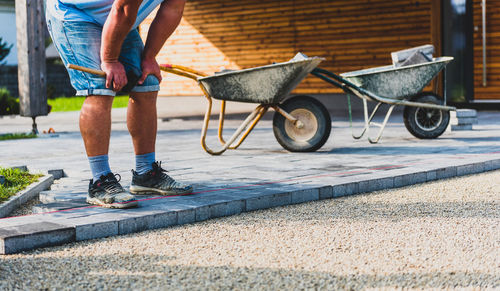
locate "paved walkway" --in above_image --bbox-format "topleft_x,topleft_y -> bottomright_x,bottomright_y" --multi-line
0,96 -> 499,254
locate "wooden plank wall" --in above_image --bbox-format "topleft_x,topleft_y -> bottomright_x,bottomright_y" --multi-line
473,0 -> 500,100
142,0 -> 432,96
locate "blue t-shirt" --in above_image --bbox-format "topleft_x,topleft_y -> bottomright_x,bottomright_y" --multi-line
46,0 -> 164,29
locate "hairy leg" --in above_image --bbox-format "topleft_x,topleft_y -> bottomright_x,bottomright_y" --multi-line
128,91 -> 158,155
80,95 -> 114,157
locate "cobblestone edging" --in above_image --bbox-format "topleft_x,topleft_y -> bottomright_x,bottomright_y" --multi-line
1,158 -> 499,255
0,175 -> 54,219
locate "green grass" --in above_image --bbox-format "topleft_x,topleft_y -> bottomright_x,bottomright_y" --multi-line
48,96 -> 129,112
0,133 -> 37,141
0,167 -> 42,204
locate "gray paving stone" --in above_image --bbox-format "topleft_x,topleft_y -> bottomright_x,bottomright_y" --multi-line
451,117 -> 478,125
451,124 -> 473,131
0,222 -> 75,255
455,109 -> 477,118
291,188 -> 320,204
208,200 -> 246,219
394,171 -> 427,188
358,177 -> 395,193
246,192 -> 292,212
319,186 -> 333,200
436,166 -> 458,180
32,200 -> 88,213
332,182 -> 359,198
456,162 -> 485,176
118,211 -> 177,235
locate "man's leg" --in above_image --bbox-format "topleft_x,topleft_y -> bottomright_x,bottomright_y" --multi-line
128,91 -> 193,195
127,91 -> 158,157
80,95 -> 113,157
79,95 -> 138,208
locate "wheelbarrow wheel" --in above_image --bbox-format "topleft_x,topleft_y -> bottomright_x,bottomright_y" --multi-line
273,95 -> 331,152
403,93 -> 450,139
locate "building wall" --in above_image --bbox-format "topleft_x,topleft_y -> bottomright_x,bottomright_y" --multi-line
142,0 -> 432,96
0,3 -> 17,65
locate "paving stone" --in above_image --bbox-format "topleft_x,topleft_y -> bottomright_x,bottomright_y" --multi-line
436,166 -> 458,180
455,109 -> 477,118
358,176 -> 395,193
451,124 -> 473,131
290,188 -> 320,204
0,222 -> 75,255
32,200 -> 88,214
48,169 -> 66,179
451,117 -> 478,125
246,192 -> 292,212
118,211 -> 177,235
394,171 -> 428,188
319,186 -> 333,200
456,162 -> 485,176
332,182 -> 359,198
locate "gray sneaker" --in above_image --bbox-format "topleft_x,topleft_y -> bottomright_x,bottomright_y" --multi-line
130,162 -> 193,195
87,173 -> 138,208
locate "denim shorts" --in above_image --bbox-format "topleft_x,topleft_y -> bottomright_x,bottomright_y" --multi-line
46,13 -> 160,97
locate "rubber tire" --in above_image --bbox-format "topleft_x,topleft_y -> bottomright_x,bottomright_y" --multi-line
403,93 -> 450,139
273,95 -> 331,152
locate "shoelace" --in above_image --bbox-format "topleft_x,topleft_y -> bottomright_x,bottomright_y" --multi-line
101,174 -> 124,194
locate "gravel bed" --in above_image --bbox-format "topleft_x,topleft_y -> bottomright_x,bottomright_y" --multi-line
0,171 -> 499,290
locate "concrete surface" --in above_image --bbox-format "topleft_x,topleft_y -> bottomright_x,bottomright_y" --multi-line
0,95 -> 499,254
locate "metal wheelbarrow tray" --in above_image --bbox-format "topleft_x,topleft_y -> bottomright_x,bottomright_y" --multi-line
312,56 -> 456,143
198,57 -> 323,104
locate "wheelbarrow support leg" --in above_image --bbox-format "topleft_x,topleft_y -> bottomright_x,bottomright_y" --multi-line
368,104 -> 395,144
352,99 -> 382,140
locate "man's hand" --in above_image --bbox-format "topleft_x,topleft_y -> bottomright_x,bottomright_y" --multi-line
138,57 -> 162,85
101,61 -> 128,91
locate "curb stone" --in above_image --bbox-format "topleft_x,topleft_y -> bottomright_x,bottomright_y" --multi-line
1,159 -> 500,254
0,175 -> 54,218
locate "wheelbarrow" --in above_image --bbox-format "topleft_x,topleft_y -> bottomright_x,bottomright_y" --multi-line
311,56 -> 456,143
68,55 -> 331,155
159,55 -> 331,155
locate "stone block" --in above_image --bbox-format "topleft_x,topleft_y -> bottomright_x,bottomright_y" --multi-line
208,200 -> 245,219
319,186 -> 333,200
291,188 -> 319,204
48,169 -> 66,179
451,117 -> 478,125
332,182 -> 359,197
246,192 -> 291,212
13,165 -> 28,172
75,221 -> 119,241
358,177 -> 394,193
32,200 -> 88,214
393,171 -> 427,188
0,222 -> 75,255
195,206 -> 210,222
426,170 -> 437,181
456,163 -> 485,177
177,209 -> 196,225
451,124 -> 473,131
118,211 -> 177,235
436,166 -> 457,180
484,159 -> 500,171
455,109 -> 477,118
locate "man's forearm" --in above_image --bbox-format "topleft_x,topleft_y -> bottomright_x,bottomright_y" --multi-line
101,0 -> 142,62
142,0 -> 186,60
